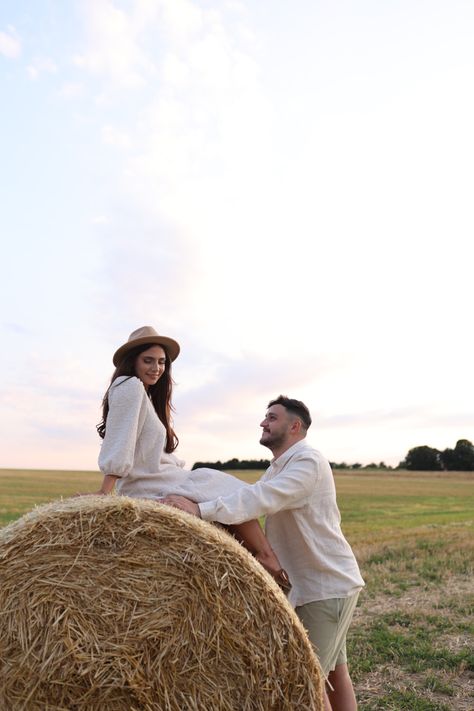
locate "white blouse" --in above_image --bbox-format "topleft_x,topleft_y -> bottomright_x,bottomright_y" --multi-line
98,376 -> 246,502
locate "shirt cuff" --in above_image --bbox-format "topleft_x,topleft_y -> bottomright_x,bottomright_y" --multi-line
198,501 -> 217,521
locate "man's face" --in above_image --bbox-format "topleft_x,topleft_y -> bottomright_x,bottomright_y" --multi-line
259,404 -> 292,451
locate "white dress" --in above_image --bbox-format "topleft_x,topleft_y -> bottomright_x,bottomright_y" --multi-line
98,376 -> 246,505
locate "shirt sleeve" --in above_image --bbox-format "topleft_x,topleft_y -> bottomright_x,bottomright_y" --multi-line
98,377 -> 145,477
198,453 -> 318,524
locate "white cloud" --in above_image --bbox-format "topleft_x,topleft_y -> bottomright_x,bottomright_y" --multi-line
2,322 -> 32,335
159,0 -> 204,44
73,0 -> 158,89
0,356 -> 103,470
3,0 -> 471,472
91,215 -> 111,225
162,53 -> 190,88
101,124 -> 132,149
82,0 -> 279,358
170,351 -> 348,466
0,26 -> 21,59
59,81 -> 85,99
26,56 -> 58,80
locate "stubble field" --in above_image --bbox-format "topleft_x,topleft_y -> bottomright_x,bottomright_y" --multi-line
0,468 -> 473,710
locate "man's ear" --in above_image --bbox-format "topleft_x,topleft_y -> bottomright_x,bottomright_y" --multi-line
290,417 -> 302,434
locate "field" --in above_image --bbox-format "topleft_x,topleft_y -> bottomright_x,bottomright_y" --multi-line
1,468 -> 473,710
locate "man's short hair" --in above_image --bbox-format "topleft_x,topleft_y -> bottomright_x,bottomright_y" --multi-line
268,395 -> 312,431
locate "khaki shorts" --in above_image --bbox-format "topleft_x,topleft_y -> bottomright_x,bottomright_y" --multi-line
296,592 -> 360,676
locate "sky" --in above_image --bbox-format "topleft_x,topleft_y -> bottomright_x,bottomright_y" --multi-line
1,0 -> 473,472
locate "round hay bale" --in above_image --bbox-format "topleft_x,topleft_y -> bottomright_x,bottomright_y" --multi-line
0,496 -> 323,710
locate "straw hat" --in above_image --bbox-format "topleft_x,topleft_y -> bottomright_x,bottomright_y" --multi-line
113,326 -> 180,365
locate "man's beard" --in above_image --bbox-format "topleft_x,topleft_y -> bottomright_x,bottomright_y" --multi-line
260,431 -> 286,450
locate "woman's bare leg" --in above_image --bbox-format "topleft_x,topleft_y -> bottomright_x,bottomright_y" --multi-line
227,520 -> 291,590
326,664 -> 358,710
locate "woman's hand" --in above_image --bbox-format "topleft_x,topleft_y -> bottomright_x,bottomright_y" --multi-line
73,491 -> 108,497
162,495 -> 201,517
74,474 -> 118,497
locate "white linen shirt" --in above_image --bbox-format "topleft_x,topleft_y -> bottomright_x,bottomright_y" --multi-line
199,440 -> 365,607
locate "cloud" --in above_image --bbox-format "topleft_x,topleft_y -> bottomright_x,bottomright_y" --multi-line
160,0 -> 204,44
91,215 -> 111,225
26,56 -> 57,80
84,202 -> 208,380
314,406 -> 474,430
0,26 -> 21,59
84,1 -> 283,363
173,351 -> 342,456
73,0 -> 158,89
59,82 -> 85,99
101,124 -> 132,149
83,0 -> 273,336
1,322 -> 33,336
0,354 -> 103,469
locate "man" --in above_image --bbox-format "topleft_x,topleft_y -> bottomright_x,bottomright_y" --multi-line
164,396 -> 364,711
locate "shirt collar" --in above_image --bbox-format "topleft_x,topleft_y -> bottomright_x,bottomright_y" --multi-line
271,439 -> 309,469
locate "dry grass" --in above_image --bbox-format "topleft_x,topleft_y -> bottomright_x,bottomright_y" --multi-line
349,529 -> 474,710
1,468 -> 473,709
0,496 -> 323,711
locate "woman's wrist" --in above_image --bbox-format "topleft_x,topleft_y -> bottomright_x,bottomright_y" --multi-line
99,474 -> 119,495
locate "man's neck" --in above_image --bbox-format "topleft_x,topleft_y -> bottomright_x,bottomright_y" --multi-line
270,435 -> 305,461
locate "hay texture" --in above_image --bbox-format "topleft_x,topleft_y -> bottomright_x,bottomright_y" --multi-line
0,496 -> 323,710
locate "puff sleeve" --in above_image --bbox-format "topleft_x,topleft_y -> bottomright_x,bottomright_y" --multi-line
98,377 -> 146,477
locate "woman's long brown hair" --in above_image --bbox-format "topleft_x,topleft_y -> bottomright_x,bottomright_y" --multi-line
96,343 -> 179,453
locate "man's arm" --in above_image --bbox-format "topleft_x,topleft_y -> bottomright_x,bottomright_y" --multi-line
164,454 -> 318,524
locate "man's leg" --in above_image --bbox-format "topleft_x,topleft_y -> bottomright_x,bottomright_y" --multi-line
296,593 -> 360,710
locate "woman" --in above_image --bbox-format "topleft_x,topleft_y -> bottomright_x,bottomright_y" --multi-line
93,326 -> 290,591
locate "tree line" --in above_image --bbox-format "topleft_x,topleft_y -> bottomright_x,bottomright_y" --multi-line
191,458 -> 271,471
398,439 -> 474,471
192,439 -> 474,472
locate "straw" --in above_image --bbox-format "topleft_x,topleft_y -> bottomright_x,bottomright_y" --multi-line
0,496 -> 323,710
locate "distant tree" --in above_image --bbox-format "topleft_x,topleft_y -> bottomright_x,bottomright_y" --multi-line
351,463 -> 362,469
440,439 -> 474,471
192,460 -> 224,471
191,458 -> 270,471
399,446 -> 442,471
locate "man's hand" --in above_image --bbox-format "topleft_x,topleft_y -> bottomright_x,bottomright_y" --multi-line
162,495 -> 201,517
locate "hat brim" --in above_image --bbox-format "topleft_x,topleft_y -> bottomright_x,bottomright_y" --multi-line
113,336 -> 180,366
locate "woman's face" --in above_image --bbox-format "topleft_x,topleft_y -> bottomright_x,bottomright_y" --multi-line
134,345 -> 167,390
